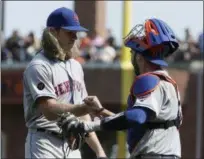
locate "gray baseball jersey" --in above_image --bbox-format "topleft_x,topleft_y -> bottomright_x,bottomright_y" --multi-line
23,50 -> 87,158
23,50 -> 88,133
130,70 -> 182,158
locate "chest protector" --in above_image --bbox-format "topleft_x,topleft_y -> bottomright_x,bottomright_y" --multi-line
127,72 -> 183,129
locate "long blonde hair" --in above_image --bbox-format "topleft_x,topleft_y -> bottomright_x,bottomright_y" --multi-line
41,28 -> 80,61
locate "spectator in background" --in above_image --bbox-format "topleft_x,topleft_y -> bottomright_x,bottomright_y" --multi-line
2,28 -> 201,64
5,30 -> 25,62
169,28 -> 201,62
89,30 -> 105,61
78,33 -> 92,62
98,38 -> 117,63
90,29 -> 104,47
198,32 -> 204,58
185,28 -> 194,43
74,40 -> 88,64
176,40 -> 191,62
106,29 -> 116,48
24,31 -> 41,61
184,28 -> 200,60
1,30 -> 13,63
106,29 -> 121,60
188,40 -> 200,60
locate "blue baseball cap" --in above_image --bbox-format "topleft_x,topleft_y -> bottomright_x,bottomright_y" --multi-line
46,7 -> 88,32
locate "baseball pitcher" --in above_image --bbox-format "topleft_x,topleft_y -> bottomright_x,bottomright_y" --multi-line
61,18 -> 183,159
23,7 -> 107,159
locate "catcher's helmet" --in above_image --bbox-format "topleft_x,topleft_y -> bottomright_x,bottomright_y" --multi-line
124,18 -> 179,66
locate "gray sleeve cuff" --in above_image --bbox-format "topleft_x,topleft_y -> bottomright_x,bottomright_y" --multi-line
84,120 -> 101,132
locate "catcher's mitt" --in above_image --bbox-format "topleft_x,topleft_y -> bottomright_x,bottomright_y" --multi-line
57,113 -> 88,150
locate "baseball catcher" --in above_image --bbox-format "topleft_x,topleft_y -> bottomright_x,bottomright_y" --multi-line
61,18 -> 183,159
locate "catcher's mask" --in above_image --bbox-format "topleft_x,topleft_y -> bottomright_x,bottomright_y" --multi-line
124,18 -> 179,67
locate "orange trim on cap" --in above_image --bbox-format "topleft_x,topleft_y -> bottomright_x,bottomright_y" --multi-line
145,20 -> 159,36
144,20 -> 160,54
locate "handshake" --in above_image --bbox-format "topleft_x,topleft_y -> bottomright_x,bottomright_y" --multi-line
83,96 -> 115,118
57,96 -> 114,151
83,96 -> 105,116
58,96 -> 114,149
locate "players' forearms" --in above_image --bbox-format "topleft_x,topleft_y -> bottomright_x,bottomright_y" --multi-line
83,108 -> 154,132
98,108 -> 115,117
83,114 -> 129,132
86,132 -> 106,158
68,103 -> 90,117
37,97 -> 89,120
79,114 -> 106,158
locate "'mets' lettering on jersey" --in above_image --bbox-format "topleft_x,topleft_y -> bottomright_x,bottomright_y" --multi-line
54,80 -> 82,96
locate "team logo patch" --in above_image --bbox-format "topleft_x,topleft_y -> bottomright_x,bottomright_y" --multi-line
37,82 -> 45,90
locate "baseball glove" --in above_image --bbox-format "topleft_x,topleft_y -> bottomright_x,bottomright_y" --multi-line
57,113 -> 88,150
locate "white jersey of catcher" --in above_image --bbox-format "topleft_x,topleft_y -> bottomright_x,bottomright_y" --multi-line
23,50 -> 88,133
131,70 -> 182,158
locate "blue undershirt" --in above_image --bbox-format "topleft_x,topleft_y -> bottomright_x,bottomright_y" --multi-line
101,107 -> 155,152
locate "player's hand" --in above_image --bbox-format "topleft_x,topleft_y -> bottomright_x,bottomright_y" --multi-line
65,119 -> 87,134
83,96 -> 104,114
58,114 -> 88,150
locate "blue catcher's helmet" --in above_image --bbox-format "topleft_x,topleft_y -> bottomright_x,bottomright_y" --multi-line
124,18 -> 179,67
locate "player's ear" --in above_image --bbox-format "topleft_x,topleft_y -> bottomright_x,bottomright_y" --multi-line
48,27 -> 59,37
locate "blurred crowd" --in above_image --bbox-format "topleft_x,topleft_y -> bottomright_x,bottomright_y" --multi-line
1,30 -> 41,63
1,28 -> 203,64
166,28 -> 203,63
75,29 -> 121,64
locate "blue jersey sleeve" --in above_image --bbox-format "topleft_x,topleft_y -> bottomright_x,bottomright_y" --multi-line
100,107 -> 155,131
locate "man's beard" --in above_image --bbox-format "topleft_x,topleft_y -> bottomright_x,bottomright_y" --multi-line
63,48 -> 72,58
64,42 -> 80,60
132,53 -> 140,76
61,43 -> 75,59
133,62 -> 140,76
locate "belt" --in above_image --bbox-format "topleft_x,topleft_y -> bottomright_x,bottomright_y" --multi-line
135,154 -> 180,159
36,128 -> 63,140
